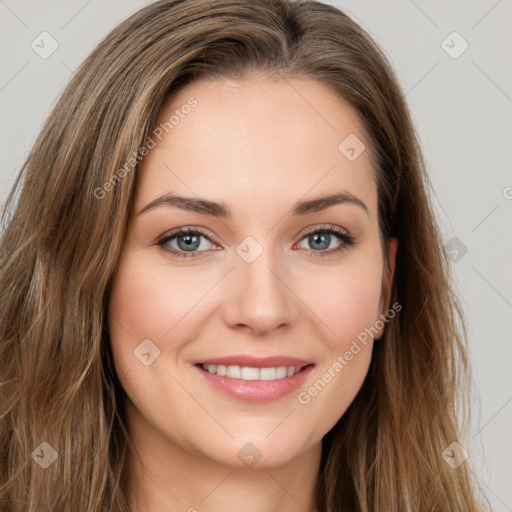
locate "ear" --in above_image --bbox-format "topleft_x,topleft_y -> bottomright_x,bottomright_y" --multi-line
375,237 -> 398,339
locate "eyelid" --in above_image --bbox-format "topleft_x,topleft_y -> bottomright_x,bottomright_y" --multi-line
299,223 -> 351,237
158,226 -> 221,246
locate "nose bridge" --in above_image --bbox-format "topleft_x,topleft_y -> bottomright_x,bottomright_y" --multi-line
222,236 -> 299,335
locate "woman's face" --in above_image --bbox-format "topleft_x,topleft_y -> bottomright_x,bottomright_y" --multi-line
108,76 -> 397,468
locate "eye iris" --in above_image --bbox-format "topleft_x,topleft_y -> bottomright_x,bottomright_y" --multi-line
177,233 -> 200,251
309,232 -> 330,250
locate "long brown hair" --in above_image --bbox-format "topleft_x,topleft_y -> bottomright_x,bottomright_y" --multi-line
0,1 -> 488,510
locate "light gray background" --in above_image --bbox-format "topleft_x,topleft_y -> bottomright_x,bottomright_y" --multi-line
1,0 -> 511,509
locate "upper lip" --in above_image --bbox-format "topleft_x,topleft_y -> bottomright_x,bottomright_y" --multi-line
193,355 -> 313,368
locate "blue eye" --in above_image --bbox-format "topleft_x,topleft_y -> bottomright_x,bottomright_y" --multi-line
157,225 -> 356,259
157,227 -> 217,259
296,225 -> 356,258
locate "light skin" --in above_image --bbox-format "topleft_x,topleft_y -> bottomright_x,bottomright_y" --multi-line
108,74 -> 398,512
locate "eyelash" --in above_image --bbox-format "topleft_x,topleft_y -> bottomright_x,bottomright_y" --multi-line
156,224 -> 356,260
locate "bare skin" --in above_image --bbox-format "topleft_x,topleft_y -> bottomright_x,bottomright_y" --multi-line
108,74 -> 398,512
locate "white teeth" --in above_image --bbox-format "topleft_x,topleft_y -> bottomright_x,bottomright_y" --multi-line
201,364 -> 303,381
226,365 -> 241,378
241,367 -> 259,380
259,367 -> 276,380
276,366 -> 287,379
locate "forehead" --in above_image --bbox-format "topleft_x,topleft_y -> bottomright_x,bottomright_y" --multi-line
135,76 -> 377,221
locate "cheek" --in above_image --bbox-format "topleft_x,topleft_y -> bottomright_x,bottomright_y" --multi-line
107,249 -> 225,406
292,253 -> 382,425
107,253 -> 209,440
299,256 -> 384,346
108,252 -> 209,343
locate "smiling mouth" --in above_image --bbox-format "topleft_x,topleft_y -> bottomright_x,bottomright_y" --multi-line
196,363 -> 313,381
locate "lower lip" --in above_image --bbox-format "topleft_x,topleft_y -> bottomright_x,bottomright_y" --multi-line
193,364 -> 314,403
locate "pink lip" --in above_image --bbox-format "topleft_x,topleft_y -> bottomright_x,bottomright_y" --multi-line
191,355 -> 312,368
192,363 -> 315,403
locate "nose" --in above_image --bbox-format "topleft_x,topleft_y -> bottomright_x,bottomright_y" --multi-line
221,247 -> 301,336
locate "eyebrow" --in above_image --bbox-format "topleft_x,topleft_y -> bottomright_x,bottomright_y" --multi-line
138,191 -> 369,217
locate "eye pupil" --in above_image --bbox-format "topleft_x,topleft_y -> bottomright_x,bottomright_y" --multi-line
309,232 -> 330,250
178,234 -> 200,251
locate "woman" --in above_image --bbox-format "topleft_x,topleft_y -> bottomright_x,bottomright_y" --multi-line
0,0 -> 487,510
